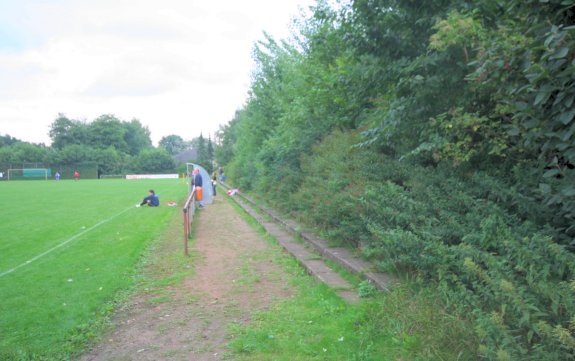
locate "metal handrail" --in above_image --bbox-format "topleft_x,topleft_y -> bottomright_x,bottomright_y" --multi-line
182,185 -> 196,256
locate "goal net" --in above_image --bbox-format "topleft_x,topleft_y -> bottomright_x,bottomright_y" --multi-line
7,168 -> 50,180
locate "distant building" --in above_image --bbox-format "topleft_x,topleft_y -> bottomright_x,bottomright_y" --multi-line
173,149 -> 198,164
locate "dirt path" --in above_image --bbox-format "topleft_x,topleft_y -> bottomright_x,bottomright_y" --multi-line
81,195 -> 293,361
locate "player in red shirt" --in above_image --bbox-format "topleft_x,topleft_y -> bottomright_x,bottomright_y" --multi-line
74,170 -> 80,181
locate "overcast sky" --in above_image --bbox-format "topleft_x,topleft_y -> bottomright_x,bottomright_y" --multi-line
0,0 -> 316,145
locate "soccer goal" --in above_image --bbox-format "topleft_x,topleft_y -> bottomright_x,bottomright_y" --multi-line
7,168 -> 50,180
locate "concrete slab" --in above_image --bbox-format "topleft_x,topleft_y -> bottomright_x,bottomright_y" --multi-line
337,290 -> 361,304
364,272 -> 397,292
220,182 -> 398,301
281,242 -> 313,260
322,248 -> 374,274
304,259 -> 336,275
304,261 -> 352,289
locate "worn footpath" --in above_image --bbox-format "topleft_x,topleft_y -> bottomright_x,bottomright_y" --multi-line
81,195 -> 293,361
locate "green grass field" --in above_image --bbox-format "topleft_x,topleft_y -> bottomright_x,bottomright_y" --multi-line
0,179 -> 188,359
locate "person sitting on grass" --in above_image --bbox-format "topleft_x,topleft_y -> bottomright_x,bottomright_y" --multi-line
139,189 -> 159,207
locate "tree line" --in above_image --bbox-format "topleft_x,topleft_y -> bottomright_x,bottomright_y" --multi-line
0,114 -> 214,176
215,0 -> 575,359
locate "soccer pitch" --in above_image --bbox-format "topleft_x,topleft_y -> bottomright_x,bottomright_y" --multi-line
0,179 -> 188,358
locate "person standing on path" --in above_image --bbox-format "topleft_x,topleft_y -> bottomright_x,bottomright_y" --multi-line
193,168 -> 204,208
211,172 -> 217,197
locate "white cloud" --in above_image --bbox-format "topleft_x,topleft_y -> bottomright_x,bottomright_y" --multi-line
0,0 -> 315,145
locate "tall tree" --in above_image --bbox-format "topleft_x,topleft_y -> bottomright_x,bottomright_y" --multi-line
0,142 -> 49,164
123,119 -> 152,155
215,112 -> 239,166
207,135 -> 214,161
159,134 -> 186,155
191,133 -> 212,172
135,148 -> 176,173
87,115 -> 128,152
0,134 -> 20,148
48,114 -> 88,149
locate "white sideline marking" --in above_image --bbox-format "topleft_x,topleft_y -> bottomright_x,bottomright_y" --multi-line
0,206 -> 134,278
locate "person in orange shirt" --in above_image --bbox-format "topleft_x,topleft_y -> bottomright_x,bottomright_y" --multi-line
192,168 -> 204,209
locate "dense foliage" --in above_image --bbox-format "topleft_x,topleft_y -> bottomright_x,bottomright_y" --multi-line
217,0 -> 575,359
0,114 -> 179,176
158,134 -> 187,155
190,133 -> 215,173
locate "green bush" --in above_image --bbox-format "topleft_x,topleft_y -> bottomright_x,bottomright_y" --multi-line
216,0 -> 575,358
282,130 -> 575,359
361,166 -> 575,359
292,130 -> 372,245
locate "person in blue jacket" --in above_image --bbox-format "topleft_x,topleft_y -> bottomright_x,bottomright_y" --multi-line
192,168 -> 204,208
139,189 -> 159,207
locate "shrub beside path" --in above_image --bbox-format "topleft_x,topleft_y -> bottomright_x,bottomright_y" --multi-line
220,183 -> 396,296
81,195 -> 293,361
